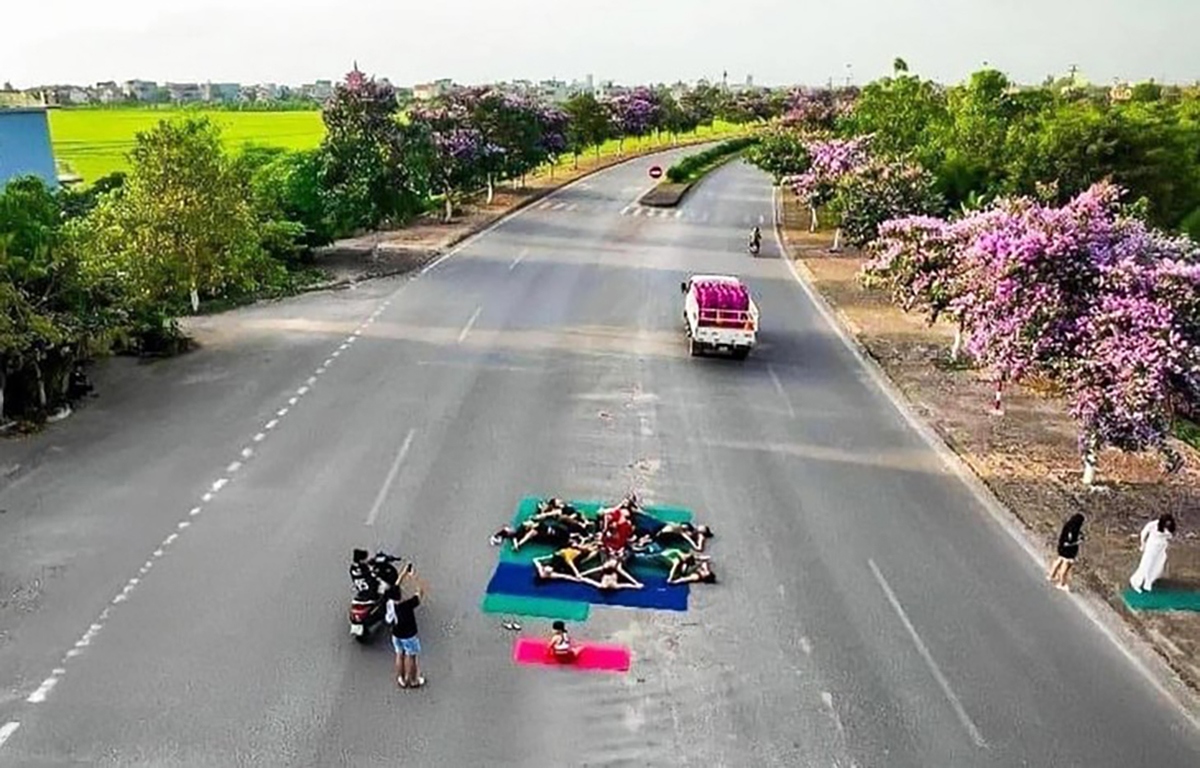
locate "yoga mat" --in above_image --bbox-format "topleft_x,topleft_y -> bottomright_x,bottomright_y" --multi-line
509,496 -> 693,527
485,561 -> 689,611
481,593 -> 590,621
513,637 -> 632,672
1122,587 -> 1200,612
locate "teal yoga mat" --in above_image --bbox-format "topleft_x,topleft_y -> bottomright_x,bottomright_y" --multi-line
1122,587 -> 1200,612
481,593 -> 590,621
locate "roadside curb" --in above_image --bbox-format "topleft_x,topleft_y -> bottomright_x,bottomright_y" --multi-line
770,186 -> 1200,725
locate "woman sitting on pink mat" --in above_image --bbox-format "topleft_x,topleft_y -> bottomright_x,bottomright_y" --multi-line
548,621 -> 578,663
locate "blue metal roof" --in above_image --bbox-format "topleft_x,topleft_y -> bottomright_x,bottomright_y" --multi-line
0,108 -> 58,189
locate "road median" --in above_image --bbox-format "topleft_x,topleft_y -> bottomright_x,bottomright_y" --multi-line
638,136 -> 758,208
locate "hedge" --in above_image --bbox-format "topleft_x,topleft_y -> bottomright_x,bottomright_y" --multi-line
666,136 -> 759,183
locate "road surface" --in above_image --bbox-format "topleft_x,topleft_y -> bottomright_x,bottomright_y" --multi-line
2,149 -> 1199,767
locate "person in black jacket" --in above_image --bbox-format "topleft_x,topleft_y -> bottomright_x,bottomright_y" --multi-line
1048,513 -> 1085,592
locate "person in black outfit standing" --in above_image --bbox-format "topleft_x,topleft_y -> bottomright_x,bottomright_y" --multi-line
387,563 -> 426,688
1048,513 -> 1085,592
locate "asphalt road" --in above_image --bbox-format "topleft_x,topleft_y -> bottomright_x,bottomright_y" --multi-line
2,149 -> 1200,767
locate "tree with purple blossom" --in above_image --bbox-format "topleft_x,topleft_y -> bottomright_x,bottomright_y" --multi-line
407,102 -> 495,221
862,214 -> 970,358
869,181 -> 1200,483
606,88 -> 659,153
319,64 -> 424,233
787,136 -> 871,231
831,158 -> 943,248
782,88 -> 837,133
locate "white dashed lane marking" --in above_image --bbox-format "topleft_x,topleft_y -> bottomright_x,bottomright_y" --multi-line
364,429 -> 417,527
0,722 -> 21,748
26,677 -> 58,703
457,306 -> 482,344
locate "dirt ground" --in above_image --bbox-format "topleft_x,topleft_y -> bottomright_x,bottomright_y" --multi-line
310,134 -> 734,287
778,189 -> 1200,692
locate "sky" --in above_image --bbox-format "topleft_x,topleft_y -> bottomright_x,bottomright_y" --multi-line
3,0 -> 1197,89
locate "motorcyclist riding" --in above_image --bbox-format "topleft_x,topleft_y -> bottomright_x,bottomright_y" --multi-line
749,226 -> 762,252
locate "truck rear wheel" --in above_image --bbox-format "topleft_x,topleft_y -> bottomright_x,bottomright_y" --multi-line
689,338 -> 703,357
732,347 -> 749,361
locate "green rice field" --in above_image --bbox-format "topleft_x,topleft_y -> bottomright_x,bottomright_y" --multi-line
49,109 -> 326,182
49,109 -> 746,185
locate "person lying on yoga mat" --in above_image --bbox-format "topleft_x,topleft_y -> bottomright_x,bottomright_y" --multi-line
655,522 -> 714,552
490,517 -> 576,551
532,499 -> 592,533
664,550 -> 717,584
628,534 -> 665,561
533,541 -> 600,582
580,557 -> 644,590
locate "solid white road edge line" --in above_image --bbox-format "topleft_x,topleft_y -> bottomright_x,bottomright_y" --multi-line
869,559 -> 987,749
364,429 -> 416,526
770,185 -> 1200,726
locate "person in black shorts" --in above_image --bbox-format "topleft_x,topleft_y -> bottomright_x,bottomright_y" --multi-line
532,500 -> 592,534
1048,513 -> 1085,592
490,517 -> 575,551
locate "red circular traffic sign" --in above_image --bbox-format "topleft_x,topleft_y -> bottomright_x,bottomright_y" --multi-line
649,165 -> 663,179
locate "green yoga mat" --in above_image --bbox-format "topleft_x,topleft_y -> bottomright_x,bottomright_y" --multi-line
1122,587 -> 1200,612
481,593 -> 590,621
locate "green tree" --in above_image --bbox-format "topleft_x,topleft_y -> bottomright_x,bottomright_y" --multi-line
77,117 -> 276,330
680,84 -> 720,131
0,177 -> 116,419
839,71 -> 950,161
1131,80 -> 1163,103
746,128 -> 809,183
564,91 -> 613,164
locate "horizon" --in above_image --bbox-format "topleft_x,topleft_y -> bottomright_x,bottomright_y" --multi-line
3,0 -> 1196,91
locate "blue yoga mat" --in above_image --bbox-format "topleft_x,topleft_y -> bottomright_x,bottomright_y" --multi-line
484,561 -> 689,612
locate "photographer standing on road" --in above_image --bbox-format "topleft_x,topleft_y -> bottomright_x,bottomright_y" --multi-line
387,563 -> 427,689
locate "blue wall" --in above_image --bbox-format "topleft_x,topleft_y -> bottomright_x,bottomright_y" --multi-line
0,109 -> 58,189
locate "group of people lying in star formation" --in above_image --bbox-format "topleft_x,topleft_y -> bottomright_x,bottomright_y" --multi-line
489,493 -> 717,590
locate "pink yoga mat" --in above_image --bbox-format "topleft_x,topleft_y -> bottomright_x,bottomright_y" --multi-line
512,637 -> 632,672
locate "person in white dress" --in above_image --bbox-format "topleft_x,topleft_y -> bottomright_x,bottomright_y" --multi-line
1129,514 -> 1177,593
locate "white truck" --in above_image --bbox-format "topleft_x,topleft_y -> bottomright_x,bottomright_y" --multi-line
680,274 -> 759,360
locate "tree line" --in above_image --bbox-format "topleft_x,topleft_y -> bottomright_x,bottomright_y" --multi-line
746,62 -> 1200,483
0,69 -> 781,424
